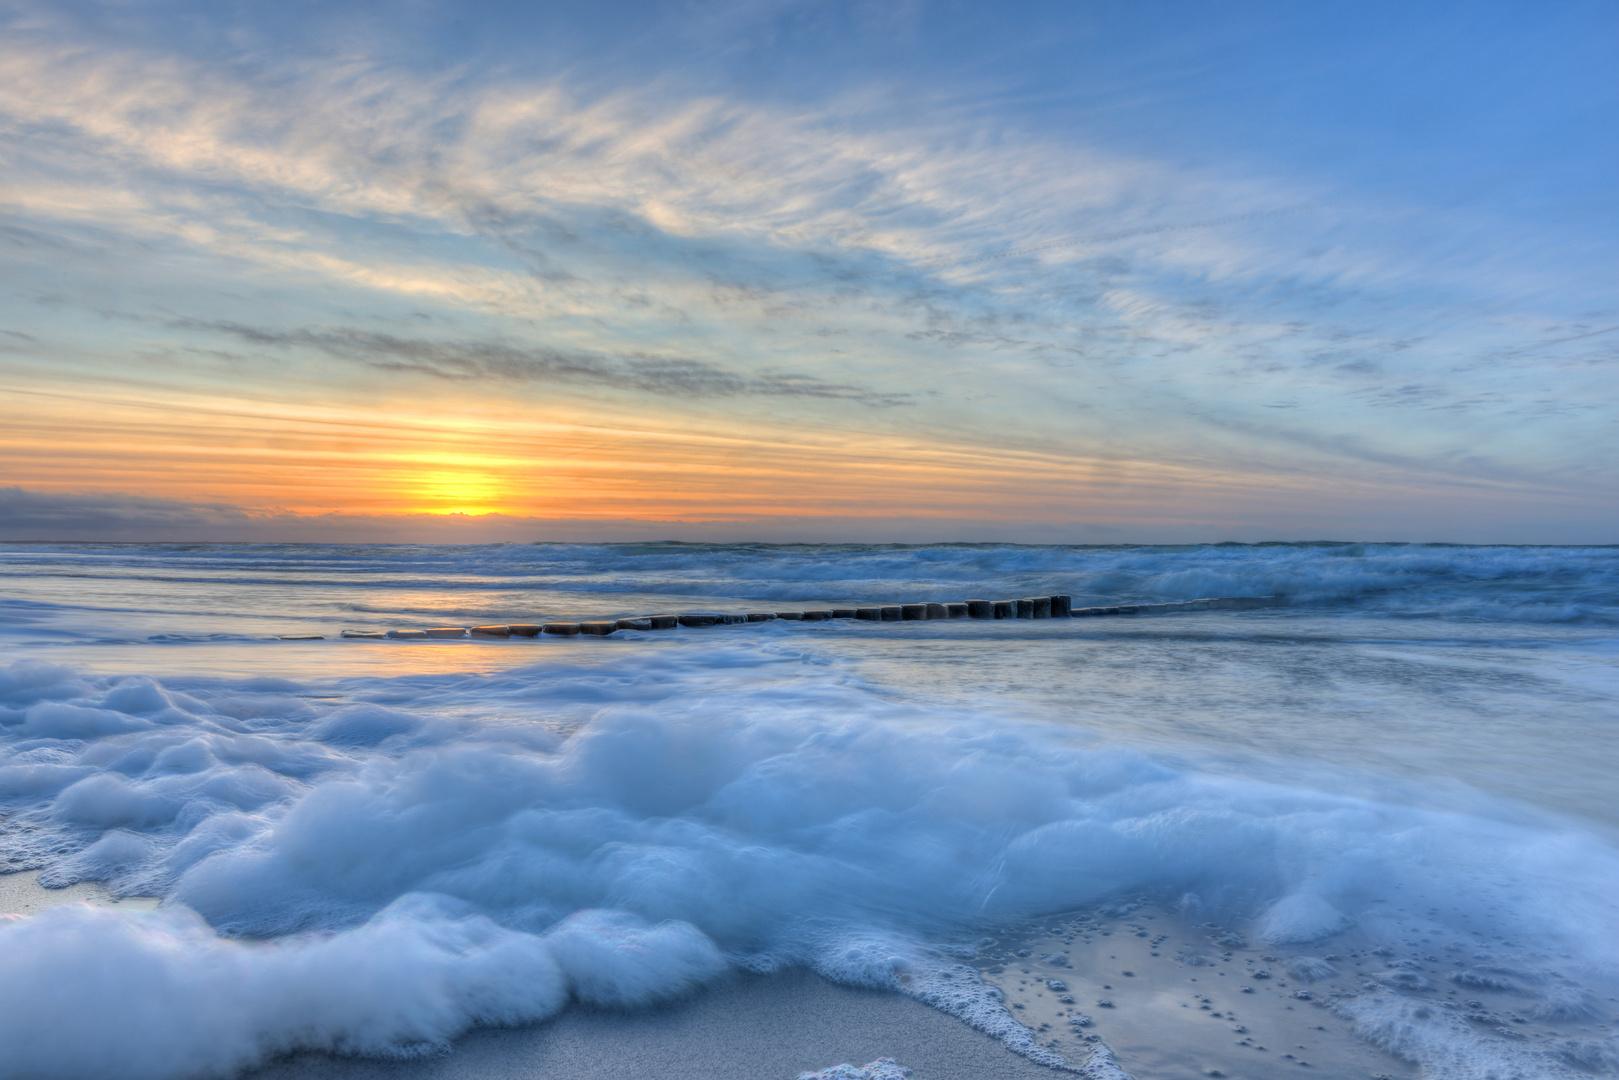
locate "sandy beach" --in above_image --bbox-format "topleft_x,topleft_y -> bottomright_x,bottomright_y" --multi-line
246,970 -> 1062,1080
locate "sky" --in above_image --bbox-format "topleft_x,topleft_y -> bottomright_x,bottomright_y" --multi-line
2,0 -> 1616,543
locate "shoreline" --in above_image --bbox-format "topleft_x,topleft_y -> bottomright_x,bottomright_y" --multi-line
0,875 -> 1062,1079
245,969 -> 1069,1080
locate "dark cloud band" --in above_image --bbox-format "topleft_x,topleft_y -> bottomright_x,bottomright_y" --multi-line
173,320 -> 911,407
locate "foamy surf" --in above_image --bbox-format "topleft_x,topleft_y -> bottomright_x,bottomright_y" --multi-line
3,634 -> 1618,1080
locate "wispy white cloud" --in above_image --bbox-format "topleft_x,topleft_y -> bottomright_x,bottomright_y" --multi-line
1,2 -> 1615,535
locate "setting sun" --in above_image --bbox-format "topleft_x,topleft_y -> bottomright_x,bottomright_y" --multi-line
404,465 -> 513,516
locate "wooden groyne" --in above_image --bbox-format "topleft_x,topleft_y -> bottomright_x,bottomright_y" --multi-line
318,595 -> 1277,641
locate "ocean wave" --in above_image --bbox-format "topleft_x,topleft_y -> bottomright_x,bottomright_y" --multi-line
3,651 -> 1618,1078
5,542 -> 1615,627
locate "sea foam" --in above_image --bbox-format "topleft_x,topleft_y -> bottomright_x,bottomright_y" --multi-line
3,649 -> 1619,1079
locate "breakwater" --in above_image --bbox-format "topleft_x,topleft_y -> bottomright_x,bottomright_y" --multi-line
314,595 -> 1276,641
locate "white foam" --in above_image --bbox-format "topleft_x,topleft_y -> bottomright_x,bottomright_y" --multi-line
544,909 -> 727,1006
799,1060 -> 913,1080
1339,993 -> 1603,1080
4,651 -> 1619,1079
0,898 -> 571,1080
1257,890 -> 1350,943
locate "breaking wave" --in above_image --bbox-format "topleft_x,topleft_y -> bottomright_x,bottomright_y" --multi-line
3,646 -> 1618,1079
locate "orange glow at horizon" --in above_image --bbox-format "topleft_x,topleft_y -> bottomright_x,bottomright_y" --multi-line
0,374 -> 1530,531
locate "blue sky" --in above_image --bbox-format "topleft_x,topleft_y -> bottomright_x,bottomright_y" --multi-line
1,0 -> 1615,541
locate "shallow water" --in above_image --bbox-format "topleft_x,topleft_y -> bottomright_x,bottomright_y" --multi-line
1,542 -> 1616,1080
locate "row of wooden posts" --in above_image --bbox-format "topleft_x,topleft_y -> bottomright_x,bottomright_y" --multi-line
322,595 -> 1272,640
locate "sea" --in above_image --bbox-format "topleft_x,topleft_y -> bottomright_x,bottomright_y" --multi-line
1,541 -> 1617,1080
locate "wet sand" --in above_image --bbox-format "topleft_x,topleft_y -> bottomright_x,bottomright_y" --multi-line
246,969 -> 1065,1080
0,870 -> 161,917
970,905 -> 1418,1080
